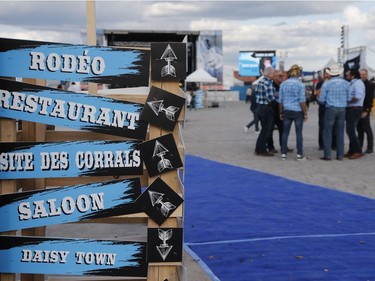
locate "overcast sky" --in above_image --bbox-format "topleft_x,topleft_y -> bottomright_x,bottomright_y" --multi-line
1,1 -> 375,73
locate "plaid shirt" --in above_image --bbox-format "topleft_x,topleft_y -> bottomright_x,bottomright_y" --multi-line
279,77 -> 305,111
255,77 -> 275,105
319,76 -> 350,108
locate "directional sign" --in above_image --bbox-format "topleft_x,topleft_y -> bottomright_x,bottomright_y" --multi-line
0,79 -> 148,139
0,235 -> 147,277
0,37 -> 150,86
138,133 -> 183,177
151,43 -> 186,81
0,178 -> 142,232
0,140 -> 142,179
147,228 -> 183,262
137,177 -> 183,225
141,86 -> 185,131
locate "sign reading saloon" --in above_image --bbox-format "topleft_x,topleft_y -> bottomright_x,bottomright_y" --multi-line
0,79 -> 148,139
0,178 -> 142,232
0,235 -> 147,277
0,37 -> 150,86
0,140 -> 142,179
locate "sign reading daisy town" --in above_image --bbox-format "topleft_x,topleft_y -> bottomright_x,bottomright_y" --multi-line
0,235 -> 147,277
0,79 -> 148,139
0,37 -> 150,86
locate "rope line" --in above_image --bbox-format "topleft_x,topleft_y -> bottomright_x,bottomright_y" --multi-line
186,232 -> 375,247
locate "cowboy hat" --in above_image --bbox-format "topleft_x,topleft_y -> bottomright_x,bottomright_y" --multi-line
287,64 -> 302,77
326,64 -> 342,76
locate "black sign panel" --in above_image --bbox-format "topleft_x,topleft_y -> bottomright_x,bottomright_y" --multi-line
151,43 -> 186,81
138,133 -> 183,177
141,86 -> 185,131
138,177 -> 184,225
147,228 -> 183,262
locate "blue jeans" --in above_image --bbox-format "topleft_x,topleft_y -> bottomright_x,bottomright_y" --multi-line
281,110 -> 304,155
255,105 -> 274,153
346,107 -> 362,154
323,107 -> 345,158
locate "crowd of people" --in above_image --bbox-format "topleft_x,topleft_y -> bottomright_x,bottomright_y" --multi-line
244,64 -> 374,161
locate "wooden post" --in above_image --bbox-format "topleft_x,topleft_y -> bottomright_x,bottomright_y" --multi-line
0,116 -> 17,281
20,78 -> 46,281
147,79 -> 184,281
86,0 -> 98,95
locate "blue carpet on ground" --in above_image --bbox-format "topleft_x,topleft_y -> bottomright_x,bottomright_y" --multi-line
184,155 -> 375,281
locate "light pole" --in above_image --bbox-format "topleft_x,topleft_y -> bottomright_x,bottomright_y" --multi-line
278,51 -> 288,71
338,25 -> 349,67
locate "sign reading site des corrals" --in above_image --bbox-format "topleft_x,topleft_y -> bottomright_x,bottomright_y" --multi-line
0,38 -> 187,278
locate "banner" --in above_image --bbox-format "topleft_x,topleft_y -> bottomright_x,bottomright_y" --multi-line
0,235 -> 147,277
0,79 -> 148,139
196,31 -> 223,83
0,37 -> 150,86
0,178 -> 142,232
343,47 -> 364,75
0,140 -> 142,179
238,50 -> 276,76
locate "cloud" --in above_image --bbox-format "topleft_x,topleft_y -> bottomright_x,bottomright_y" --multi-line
145,2 -> 201,17
0,1 -> 374,72
344,6 -> 368,27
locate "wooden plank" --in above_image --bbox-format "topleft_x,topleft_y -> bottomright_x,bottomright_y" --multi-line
148,77 -> 183,280
86,0 -> 98,95
0,116 -> 17,281
45,174 -> 149,187
19,79 -> 47,281
45,130 -> 145,142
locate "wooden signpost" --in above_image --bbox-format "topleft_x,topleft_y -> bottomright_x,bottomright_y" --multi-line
0,36 -> 186,281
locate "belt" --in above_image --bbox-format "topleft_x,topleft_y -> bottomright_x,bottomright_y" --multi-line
347,106 -> 362,109
258,103 -> 273,107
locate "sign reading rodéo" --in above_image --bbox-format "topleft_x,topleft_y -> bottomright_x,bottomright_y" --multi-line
0,37 -> 150,86
0,140 -> 142,179
0,235 -> 147,277
0,79 -> 148,139
0,178 -> 142,232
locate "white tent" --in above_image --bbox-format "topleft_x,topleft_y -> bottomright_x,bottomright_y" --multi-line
185,68 -> 218,83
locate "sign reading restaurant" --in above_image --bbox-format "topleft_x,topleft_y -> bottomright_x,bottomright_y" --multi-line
0,79 -> 148,139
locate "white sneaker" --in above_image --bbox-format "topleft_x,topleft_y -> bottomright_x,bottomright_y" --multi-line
255,130 -> 260,134
296,154 -> 307,160
244,126 -> 249,133
281,154 -> 287,160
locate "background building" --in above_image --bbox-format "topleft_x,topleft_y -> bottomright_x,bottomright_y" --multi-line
96,29 -> 223,88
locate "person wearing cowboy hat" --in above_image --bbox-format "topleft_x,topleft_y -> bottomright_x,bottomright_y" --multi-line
278,64 -> 308,160
318,63 -> 350,160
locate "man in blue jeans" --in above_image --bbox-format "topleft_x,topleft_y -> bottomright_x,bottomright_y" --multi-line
254,66 -> 276,156
278,64 -> 308,160
318,64 -> 350,160
345,68 -> 366,159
